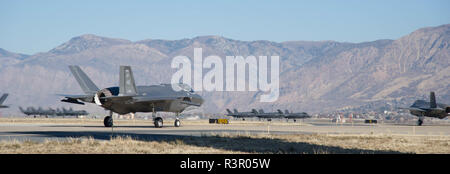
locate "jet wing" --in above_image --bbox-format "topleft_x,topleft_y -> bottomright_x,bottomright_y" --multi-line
58,94 -> 93,99
99,95 -> 201,106
180,100 -> 202,106
100,95 -> 175,102
133,96 -> 199,105
397,107 -> 426,112
58,94 -> 94,105
92,95 -> 136,105
133,96 -> 180,102
100,95 -> 135,100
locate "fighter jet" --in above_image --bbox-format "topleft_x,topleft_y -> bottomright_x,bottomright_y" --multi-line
278,109 -> 311,122
60,65 -> 204,128
19,106 -> 89,118
62,107 -> 89,117
399,92 -> 450,126
254,109 -> 284,121
0,93 -> 9,108
225,108 -> 258,120
19,107 -> 33,116
19,107 -> 48,117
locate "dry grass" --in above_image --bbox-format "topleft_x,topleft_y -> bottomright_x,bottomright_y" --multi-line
0,136 -> 238,154
0,118 -> 448,154
0,133 -> 448,154
233,133 -> 450,154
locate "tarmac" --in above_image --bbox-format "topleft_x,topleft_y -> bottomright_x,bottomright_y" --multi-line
0,118 -> 449,142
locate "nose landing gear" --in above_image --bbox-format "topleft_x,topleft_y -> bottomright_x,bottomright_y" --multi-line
174,112 -> 181,127
174,119 -> 181,127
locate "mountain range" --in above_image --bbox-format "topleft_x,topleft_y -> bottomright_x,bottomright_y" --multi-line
0,24 -> 449,116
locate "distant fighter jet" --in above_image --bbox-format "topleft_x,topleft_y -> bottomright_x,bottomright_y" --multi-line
19,107 -> 49,117
60,65 -> 203,128
62,107 -> 89,117
0,93 -> 9,108
254,109 -> 284,121
399,92 -> 450,126
19,107 -> 34,116
225,108 -> 258,120
278,109 -> 311,122
19,106 -> 89,117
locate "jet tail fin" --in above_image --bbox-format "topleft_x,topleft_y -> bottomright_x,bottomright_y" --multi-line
430,92 -> 437,108
277,109 -> 283,114
69,66 -> 99,94
251,109 -> 258,114
233,109 -> 238,113
0,93 -> 8,105
258,109 -> 264,114
119,66 -> 138,96
226,109 -> 233,114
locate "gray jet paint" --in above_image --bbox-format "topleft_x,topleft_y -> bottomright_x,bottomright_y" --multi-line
0,93 -> 9,108
277,109 -> 311,122
60,65 -> 204,128
254,109 -> 284,120
225,108 -> 258,120
19,106 -> 88,117
399,92 -> 450,126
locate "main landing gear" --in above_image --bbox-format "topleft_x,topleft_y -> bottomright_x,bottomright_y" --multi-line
152,116 -> 181,128
151,106 -> 181,128
154,117 -> 163,128
417,117 -> 424,126
103,111 -> 113,127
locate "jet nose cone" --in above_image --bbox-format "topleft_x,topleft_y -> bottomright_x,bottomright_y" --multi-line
192,94 -> 204,106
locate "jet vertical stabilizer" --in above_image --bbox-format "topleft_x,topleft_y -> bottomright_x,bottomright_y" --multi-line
430,92 -> 437,108
0,93 -> 8,105
69,65 -> 99,94
119,66 -> 138,96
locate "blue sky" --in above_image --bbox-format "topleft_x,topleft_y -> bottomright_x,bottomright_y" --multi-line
1,0 -> 449,54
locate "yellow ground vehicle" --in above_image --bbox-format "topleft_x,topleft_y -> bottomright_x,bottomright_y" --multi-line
209,118 -> 229,124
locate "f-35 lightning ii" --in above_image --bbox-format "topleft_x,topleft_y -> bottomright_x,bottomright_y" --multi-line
60,65 -> 204,128
254,109 -> 284,121
19,106 -> 89,118
399,92 -> 450,126
225,108 -> 258,120
0,93 -> 9,109
277,109 -> 311,122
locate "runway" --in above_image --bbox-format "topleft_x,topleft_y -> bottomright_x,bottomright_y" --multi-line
0,118 -> 449,142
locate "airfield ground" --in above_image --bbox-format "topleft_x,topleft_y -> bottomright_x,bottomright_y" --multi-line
0,118 -> 449,154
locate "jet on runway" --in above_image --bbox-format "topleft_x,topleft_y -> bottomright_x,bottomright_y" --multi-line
399,92 -> 450,126
278,109 -> 311,122
60,65 -> 204,128
0,93 -> 9,108
225,108 -> 258,120
19,107 -> 89,117
254,109 -> 284,121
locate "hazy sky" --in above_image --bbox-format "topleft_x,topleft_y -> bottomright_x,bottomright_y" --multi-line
1,0 -> 449,54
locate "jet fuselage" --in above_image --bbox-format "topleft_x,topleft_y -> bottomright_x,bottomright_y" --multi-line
409,100 -> 449,119
82,85 -> 203,115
